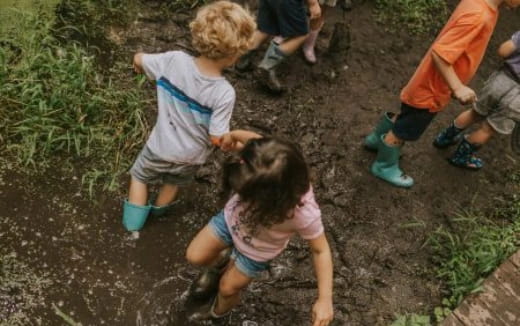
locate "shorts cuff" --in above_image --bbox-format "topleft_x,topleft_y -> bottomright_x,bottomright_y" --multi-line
486,119 -> 513,135
234,258 -> 262,279
208,218 -> 232,246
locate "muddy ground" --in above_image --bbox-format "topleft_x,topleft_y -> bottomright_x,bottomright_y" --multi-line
2,1 -> 520,325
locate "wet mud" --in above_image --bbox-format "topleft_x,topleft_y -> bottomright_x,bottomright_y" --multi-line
2,1 -> 520,325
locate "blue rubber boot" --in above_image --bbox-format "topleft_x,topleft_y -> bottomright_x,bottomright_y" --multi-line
448,138 -> 483,170
122,200 -> 151,231
364,112 -> 394,151
370,135 -> 414,188
433,121 -> 464,148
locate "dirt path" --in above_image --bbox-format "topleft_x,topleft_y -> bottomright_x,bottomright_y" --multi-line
2,1 -> 520,325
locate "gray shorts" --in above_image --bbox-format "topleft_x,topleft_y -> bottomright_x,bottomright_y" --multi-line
474,69 -> 520,135
319,0 -> 337,7
129,146 -> 200,185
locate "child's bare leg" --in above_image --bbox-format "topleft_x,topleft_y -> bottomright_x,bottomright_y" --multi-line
279,34 -> 309,55
466,120 -> 495,145
309,7 -> 325,31
186,225 -> 229,266
250,31 -> 269,50
454,108 -> 483,129
154,183 -> 179,207
128,176 -> 148,206
214,264 -> 252,315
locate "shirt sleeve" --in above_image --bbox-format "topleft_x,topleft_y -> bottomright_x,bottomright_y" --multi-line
432,13 -> 484,65
209,87 -> 235,137
295,201 -> 324,240
141,51 -> 176,80
512,31 -> 520,50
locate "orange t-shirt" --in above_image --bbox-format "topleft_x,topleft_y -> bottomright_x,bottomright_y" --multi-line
400,0 -> 498,112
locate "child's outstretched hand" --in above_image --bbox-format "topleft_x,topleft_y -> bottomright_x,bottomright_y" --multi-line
219,133 -> 243,152
453,85 -> 477,105
312,297 -> 333,326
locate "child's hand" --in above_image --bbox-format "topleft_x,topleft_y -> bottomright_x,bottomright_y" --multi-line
453,85 -> 477,105
311,297 -> 333,326
308,2 -> 321,20
220,133 -> 236,152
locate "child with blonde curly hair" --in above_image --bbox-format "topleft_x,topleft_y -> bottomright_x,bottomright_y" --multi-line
122,1 -> 256,231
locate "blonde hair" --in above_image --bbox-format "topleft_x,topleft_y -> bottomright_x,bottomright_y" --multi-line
190,1 -> 256,60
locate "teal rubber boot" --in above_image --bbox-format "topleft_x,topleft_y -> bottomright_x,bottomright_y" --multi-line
149,200 -> 178,218
370,135 -> 414,188
364,112 -> 394,151
122,200 -> 151,231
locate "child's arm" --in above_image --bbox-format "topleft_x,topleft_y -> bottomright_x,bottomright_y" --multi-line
133,53 -> 145,74
308,233 -> 334,326
211,130 -> 262,152
432,51 -> 476,105
498,40 -> 517,59
307,0 -> 321,20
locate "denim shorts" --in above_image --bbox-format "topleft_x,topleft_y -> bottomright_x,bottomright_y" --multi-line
257,0 -> 309,38
208,211 -> 270,278
392,102 -> 437,141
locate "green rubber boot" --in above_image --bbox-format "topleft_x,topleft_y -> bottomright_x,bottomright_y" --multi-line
122,200 -> 151,231
370,135 -> 414,188
364,112 -> 394,151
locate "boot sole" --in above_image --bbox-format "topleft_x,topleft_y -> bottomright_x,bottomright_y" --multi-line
370,167 -> 414,188
447,158 -> 482,171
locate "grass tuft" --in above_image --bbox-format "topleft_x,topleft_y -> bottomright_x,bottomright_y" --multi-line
428,209 -> 520,308
375,0 -> 448,35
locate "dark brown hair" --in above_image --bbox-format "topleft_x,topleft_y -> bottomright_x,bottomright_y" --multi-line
221,137 -> 310,233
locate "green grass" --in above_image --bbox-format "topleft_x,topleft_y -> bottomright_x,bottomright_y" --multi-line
392,192 -> 520,324
375,0 -> 448,35
428,202 -> 520,308
0,8 -> 149,194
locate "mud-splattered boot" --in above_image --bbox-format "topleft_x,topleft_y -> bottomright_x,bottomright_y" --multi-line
364,112 -> 394,151
370,135 -> 414,188
257,40 -> 287,94
433,121 -> 464,148
235,49 -> 257,72
188,295 -> 230,321
448,138 -> 483,170
189,248 -> 232,299
122,200 -> 151,231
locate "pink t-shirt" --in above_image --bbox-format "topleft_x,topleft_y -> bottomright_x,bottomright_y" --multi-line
224,187 -> 324,262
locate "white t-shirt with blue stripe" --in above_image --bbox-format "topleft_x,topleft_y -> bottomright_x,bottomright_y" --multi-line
142,51 -> 235,164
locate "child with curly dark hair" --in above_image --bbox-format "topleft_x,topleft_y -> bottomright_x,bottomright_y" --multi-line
185,131 -> 334,325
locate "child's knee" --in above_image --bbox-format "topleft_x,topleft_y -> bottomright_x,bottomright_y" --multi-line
218,278 -> 242,297
186,244 -> 205,266
482,121 -> 496,135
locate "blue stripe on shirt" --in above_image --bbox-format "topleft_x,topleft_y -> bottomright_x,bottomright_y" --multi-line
157,77 -> 213,116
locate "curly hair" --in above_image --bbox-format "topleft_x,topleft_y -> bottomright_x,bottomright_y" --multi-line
189,1 -> 256,60
221,137 -> 311,234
